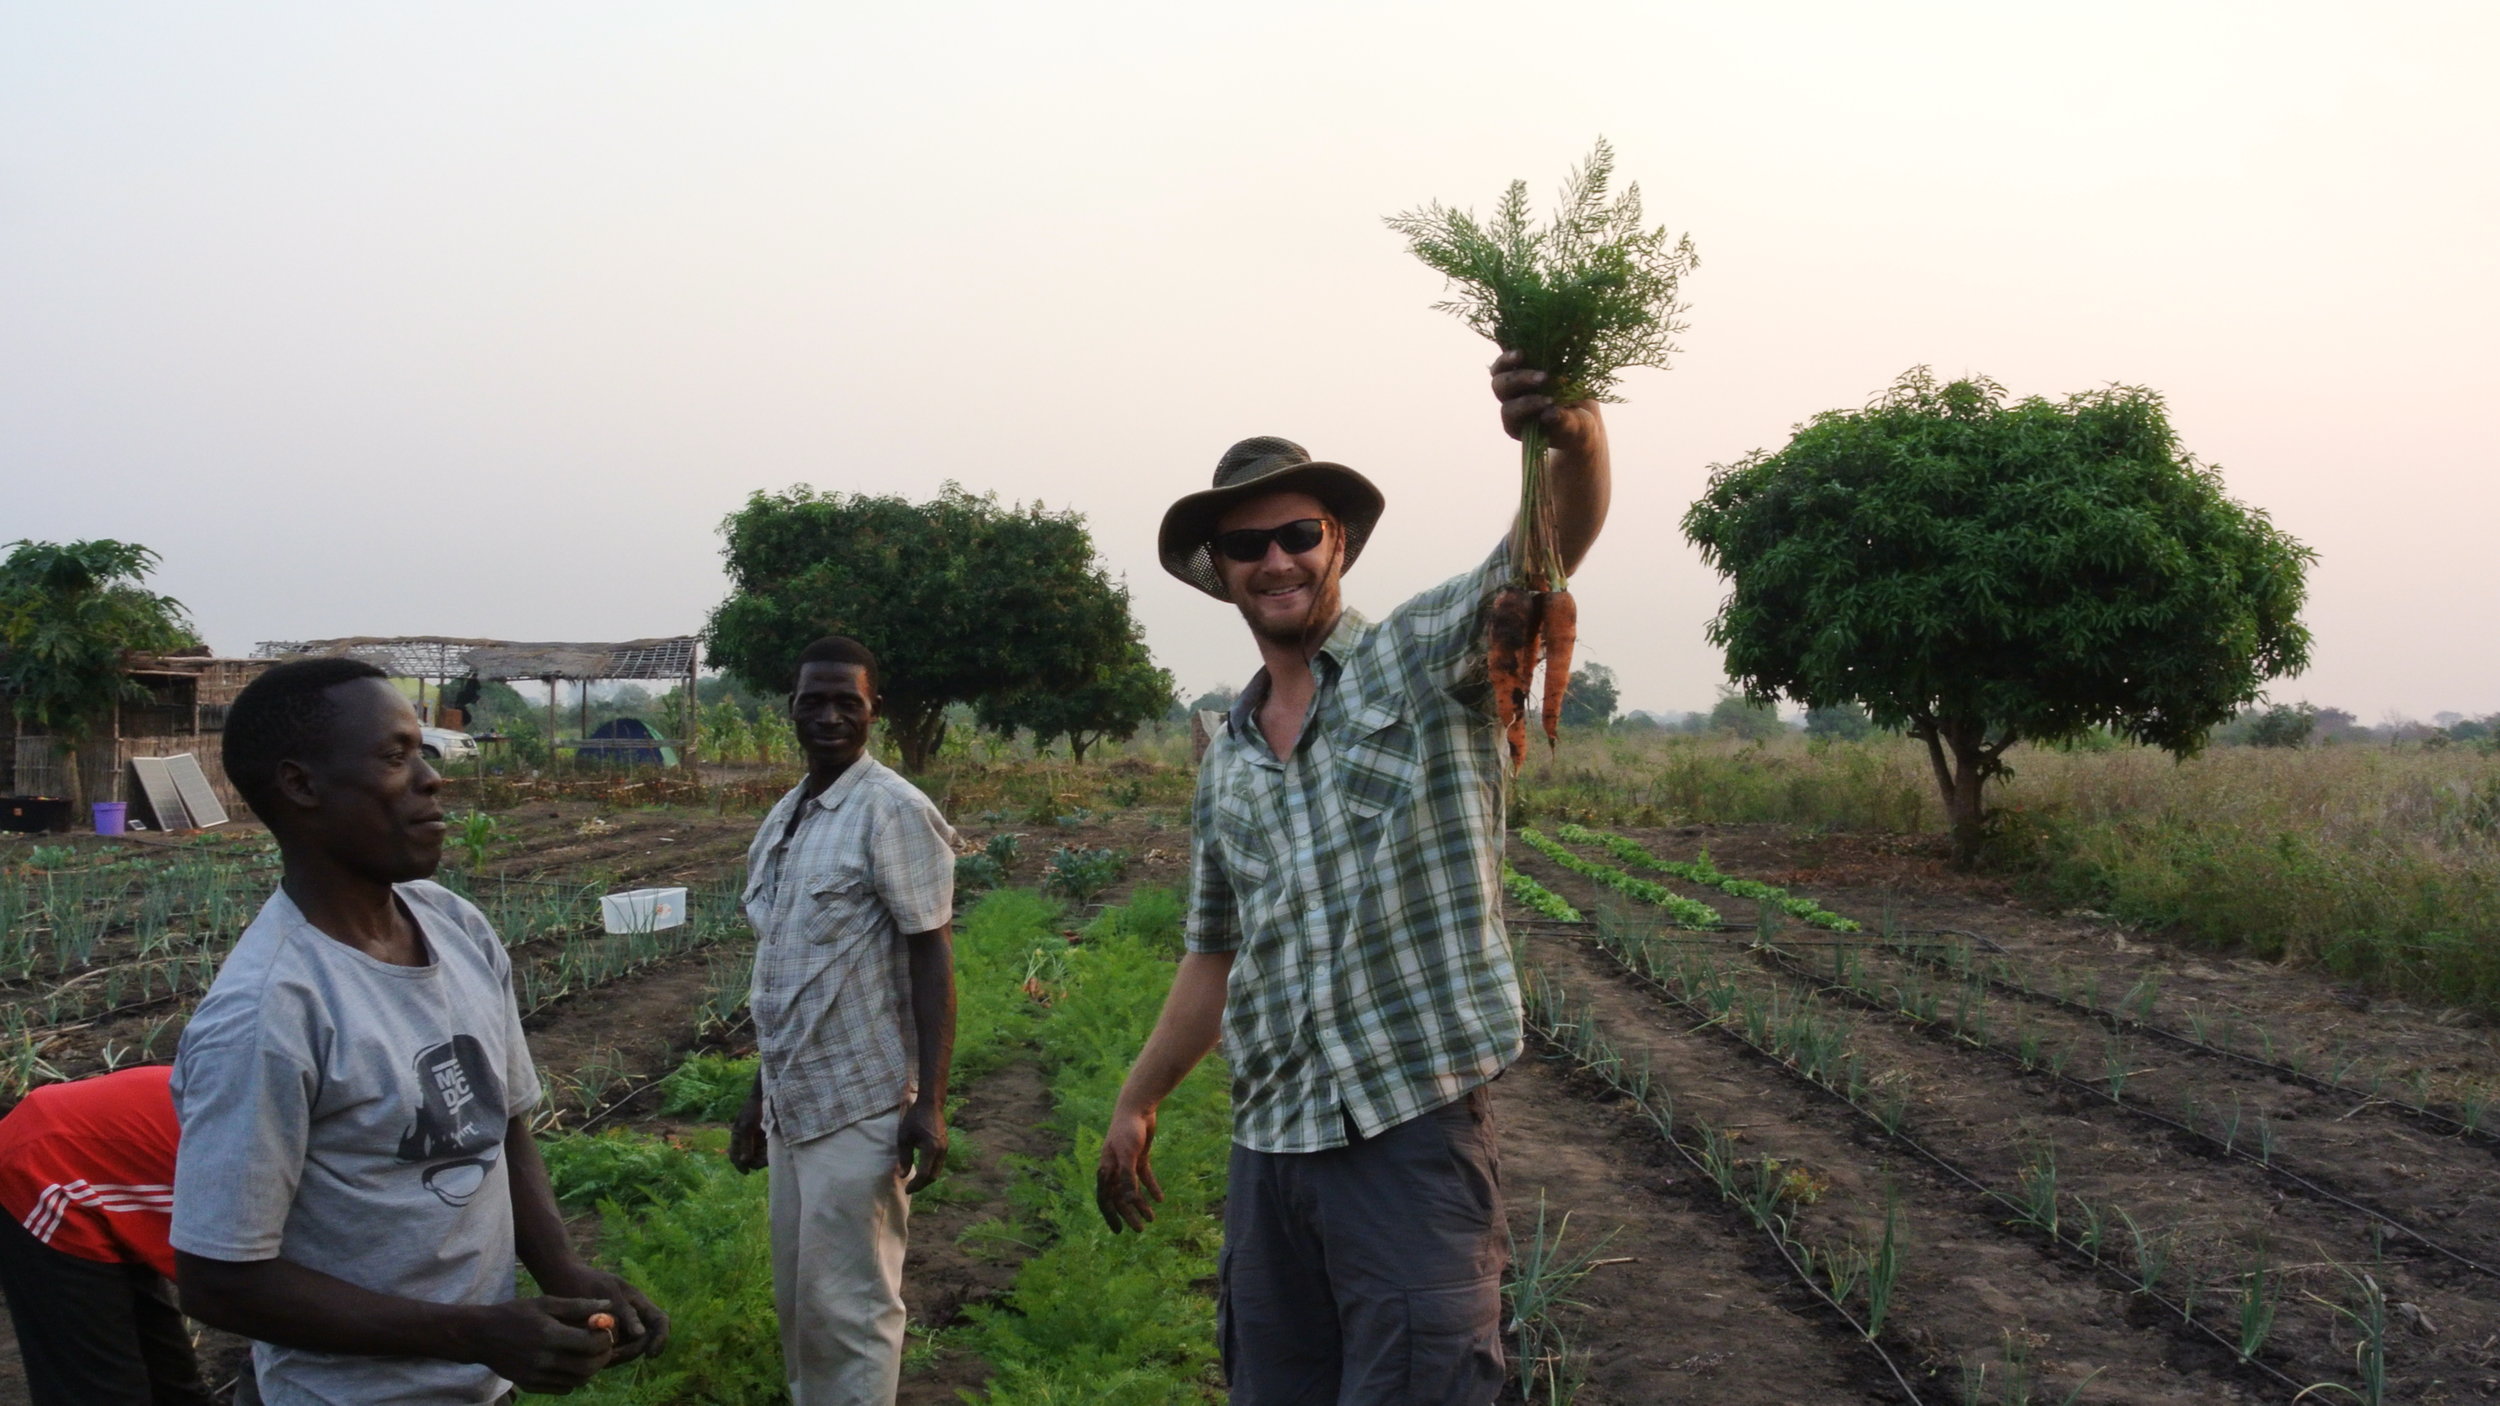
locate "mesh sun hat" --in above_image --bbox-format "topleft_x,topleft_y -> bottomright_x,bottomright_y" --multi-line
1158,436 -> 1386,599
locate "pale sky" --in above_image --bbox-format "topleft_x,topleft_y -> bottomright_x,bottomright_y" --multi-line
6,2 -> 2494,721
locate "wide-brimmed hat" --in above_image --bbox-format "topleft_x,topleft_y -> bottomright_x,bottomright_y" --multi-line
1158,436 -> 1385,599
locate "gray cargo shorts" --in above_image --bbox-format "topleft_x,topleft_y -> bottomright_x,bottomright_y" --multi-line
1218,1084 -> 1506,1406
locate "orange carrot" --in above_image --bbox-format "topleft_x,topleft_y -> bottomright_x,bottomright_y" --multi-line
1538,590 -> 1576,749
589,1312 -> 616,1339
1486,587 -> 1544,771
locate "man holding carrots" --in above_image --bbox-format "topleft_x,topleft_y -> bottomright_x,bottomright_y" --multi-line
171,657 -> 666,1403
729,635 -> 957,1406
1099,352 -> 1609,1403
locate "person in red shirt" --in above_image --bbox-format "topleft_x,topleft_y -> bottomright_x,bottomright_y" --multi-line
0,1064 -> 212,1406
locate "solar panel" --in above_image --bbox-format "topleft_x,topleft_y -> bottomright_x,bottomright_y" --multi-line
128,757 -> 193,831
165,753 -> 229,829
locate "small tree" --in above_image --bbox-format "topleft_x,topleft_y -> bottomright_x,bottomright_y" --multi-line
0,540 -> 199,809
1708,689 -> 1786,741
1556,663 -> 1620,728
704,485 -> 1136,771
977,635 -> 1177,763
1803,702 -> 1876,741
1683,370 -> 2314,865
2241,701 -> 2318,749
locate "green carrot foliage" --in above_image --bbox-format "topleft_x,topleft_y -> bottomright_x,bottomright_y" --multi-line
1386,139 -> 1696,409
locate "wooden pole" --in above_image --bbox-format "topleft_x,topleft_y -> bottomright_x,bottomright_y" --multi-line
546,678 -> 559,764
683,640 -> 700,772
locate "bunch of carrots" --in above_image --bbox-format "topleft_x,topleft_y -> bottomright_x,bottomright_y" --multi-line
1388,139 -> 1697,768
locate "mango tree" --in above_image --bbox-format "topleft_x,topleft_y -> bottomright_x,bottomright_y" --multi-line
1681,370 -> 2313,865
703,485 -> 1136,771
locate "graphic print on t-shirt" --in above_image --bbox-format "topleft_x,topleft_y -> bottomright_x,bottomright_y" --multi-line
396,1035 -> 506,1207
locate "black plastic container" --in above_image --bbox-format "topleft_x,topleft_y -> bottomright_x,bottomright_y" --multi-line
0,796 -> 72,833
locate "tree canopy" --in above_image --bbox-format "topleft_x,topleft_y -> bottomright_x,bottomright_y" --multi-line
977,632 -> 1175,763
703,484 -> 1140,770
1682,369 -> 2314,863
0,540 -> 199,806
1556,663 -> 1619,728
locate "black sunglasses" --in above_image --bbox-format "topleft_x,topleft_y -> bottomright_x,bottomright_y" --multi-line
1213,518 -> 1328,563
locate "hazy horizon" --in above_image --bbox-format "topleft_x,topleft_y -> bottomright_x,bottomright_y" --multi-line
7,3 -> 2494,725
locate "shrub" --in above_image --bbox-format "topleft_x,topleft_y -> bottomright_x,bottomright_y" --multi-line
1042,847 -> 1128,904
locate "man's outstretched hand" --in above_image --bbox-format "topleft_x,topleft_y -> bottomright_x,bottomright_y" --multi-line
1095,1103 -> 1163,1233
1491,349 -> 1606,458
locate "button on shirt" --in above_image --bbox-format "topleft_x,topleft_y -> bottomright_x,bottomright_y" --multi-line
1187,541 -> 1522,1154
744,755 -> 957,1145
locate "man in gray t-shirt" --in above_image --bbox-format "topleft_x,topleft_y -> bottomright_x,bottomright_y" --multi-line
172,659 -> 667,1404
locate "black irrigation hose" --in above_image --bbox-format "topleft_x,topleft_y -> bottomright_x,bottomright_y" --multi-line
1876,926 -> 2500,1151
1518,991 -> 1933,1406
1551,934 -> 2319,1399
1746,937 -> 2500,1286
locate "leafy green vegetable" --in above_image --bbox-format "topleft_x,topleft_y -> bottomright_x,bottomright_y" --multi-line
1387,139 -> 1696,590
546,1131 -> 782,1405
541,1128 -> 711,1213
1041,846 -> 1128,904
656,1053 -> 758,1123
1502,864 -> 1582,923
962,895 -> 1230,1405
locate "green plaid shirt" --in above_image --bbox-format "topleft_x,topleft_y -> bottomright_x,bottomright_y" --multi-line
1187,541 -> 1521,1153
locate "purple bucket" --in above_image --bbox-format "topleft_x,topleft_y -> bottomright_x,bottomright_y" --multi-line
92,801 -> 128,835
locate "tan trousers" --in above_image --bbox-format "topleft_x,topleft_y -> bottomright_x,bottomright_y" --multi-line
768,1110 -> 910,1406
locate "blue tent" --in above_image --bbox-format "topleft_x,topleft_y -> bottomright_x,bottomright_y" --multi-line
582,716 -> 675,766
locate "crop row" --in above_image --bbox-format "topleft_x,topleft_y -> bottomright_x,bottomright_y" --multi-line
1730,922 -> 2500,1286
1549,825 -> 1861,930
1546,914 -> 2390,1399
1515,829 -> 1722,927
1503,864 -> 1583,923
1871,924 -> 2500,1145
1518,971 -> 1930,1401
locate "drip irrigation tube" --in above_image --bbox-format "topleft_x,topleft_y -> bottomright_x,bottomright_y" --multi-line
1746,936 -> 2500,1285
1520,987 -> 1934,1406
1875,927 -> 2499,1151
1546,936 -> 2322,1398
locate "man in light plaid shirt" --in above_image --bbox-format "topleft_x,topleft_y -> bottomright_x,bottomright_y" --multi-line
728,635 -> 957,1406
1097,352 -> 1611,1404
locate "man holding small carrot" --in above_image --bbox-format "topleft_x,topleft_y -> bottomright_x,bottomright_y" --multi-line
1098,352 -> 1608,1404
172,657 -> 666,1404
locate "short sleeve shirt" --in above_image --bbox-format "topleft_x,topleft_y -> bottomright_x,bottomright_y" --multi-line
1188,540 -> 1522,1153
0,1065 -> 178,1278
170,881 -> 540,1406
744,756 -> 957,1144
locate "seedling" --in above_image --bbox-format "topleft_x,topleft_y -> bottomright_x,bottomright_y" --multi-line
1504,1192 -> 1617,1406
2073,1197 -> 2108,1264
2101,1036 -> 2132,1103
2295,1265 -> 2390,1406
1864,1185 -> 1903,1338
2236,1245 -> 2279,1363
2119,1209 -> 2174,1297
2016,1142 -> 2060,1237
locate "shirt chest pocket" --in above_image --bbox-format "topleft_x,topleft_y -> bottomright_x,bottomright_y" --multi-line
804,870 -> 884,947
1335,699 -> 1419,822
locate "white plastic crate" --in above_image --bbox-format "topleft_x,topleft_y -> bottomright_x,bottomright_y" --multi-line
600,886 -> 688,934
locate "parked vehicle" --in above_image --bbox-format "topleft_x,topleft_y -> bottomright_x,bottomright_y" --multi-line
419,727 -> 478,761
